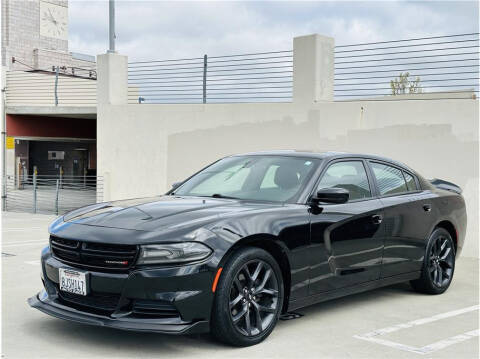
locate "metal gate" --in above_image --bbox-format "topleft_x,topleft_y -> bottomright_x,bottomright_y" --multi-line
3,173 -> 103,215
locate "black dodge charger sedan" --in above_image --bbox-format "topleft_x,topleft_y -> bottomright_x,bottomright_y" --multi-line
29,151 -> 467,346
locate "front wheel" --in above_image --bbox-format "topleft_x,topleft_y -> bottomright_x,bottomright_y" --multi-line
411,228 -> 456,294
211,247 -> 284,347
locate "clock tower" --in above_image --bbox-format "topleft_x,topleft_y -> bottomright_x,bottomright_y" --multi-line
1,0 -> 94,71
40,1 -> 69,41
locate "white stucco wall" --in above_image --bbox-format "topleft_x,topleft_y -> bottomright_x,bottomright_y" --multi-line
97,96 -> 479,258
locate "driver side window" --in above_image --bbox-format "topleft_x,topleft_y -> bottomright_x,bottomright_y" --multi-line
317,161 -> 372,201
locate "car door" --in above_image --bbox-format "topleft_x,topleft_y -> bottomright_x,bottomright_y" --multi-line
308,159 -> 385,295
403,172 -> 438,260
367,161 -> 430,277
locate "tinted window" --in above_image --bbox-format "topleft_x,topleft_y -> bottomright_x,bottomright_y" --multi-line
317,161 -> 371,201
189,163 -> 251,194
174,156 -> 319,203
404,172 -> 417,191
371,162 -> 408,195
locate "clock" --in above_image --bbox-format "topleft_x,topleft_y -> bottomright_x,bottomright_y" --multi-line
39,1 -> 68,40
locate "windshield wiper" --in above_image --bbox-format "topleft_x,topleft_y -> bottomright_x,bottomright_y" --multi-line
211,193 -> 240,200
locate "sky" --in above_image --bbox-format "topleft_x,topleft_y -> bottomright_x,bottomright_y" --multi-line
68,0 -> 479,62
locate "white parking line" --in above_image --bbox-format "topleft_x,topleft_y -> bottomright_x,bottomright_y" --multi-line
2,241 -> 47,248
354,305 -> 479,355
423,329 -> 479,353
2,239 -> 45,244
2,227 -> 45,232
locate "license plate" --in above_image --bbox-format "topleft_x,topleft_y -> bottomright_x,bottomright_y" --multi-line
59,268 -> 88,296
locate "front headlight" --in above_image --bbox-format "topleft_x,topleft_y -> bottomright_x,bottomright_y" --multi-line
137,242 -> 212,265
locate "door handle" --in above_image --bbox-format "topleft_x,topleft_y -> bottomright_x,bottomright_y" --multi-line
372,214 -> 383,225
423,204 -> 432,212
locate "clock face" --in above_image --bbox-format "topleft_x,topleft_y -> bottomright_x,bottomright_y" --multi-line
40,1 -> 68,40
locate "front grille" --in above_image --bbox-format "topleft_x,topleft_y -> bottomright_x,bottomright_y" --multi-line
132,299 -> 180,318
57,288 -> 121,314
50,236 -> 138,272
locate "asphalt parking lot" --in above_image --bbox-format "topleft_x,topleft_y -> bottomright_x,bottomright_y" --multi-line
2,211 -> 479,358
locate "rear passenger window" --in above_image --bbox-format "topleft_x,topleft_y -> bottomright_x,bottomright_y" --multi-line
370,163 -> 408,195
317,161 -> 371,201
403,172 -> 417,191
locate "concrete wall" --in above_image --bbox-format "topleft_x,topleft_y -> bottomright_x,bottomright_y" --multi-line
96,35 -> 479,259
97,98 -> 478,258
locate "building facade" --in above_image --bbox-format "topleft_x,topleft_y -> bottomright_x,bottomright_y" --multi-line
1,0 -> 94,71
2,0 -> 97,185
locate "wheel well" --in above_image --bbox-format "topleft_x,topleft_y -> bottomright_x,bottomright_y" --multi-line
221,235 -> 292,314
435,220 -> 458,252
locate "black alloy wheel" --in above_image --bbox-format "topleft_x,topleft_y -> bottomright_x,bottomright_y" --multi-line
428,234 -> 454,288
229,260 -> 279,337
211,247 -> 284,347
411,228 -> 456,294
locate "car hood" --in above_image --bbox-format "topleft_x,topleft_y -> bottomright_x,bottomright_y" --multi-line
60,195 -> 282,233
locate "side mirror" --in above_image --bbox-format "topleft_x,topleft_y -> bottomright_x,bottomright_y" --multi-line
171,181 -> 182,190
311,187 -> 349,204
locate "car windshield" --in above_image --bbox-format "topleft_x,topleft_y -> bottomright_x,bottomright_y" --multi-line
173,155 -> 320,203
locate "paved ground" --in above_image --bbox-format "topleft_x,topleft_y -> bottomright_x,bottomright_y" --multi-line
1,211 -> 479,358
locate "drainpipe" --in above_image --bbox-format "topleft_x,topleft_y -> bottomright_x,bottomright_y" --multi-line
1,67 -> 7,211
54,66 -> 59,106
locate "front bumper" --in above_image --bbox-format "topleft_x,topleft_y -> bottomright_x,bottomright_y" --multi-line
28,292 -> 209,334
28,248 -> 215,334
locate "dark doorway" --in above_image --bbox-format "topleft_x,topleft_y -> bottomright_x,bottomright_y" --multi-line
28,140 -> 96,177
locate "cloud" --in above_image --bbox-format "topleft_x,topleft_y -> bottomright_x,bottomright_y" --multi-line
68,0 -> 479,61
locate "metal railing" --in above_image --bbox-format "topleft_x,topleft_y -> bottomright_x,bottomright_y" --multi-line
334,33 -> 479,100
128,33 -> 479,103
128,50 -> 293,104
4,174 -> 103,215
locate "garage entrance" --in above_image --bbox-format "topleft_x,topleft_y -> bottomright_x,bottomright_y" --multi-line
4,114 -> 101,214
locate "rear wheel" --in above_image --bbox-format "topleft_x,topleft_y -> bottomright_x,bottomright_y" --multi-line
411,228 -> 455,294
211,247 -> 284,347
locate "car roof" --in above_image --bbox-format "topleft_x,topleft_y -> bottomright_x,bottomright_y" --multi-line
231,150 -> 415,173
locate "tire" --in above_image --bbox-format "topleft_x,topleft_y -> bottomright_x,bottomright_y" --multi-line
211,247 -> 284,347
410,228 -> 456,294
